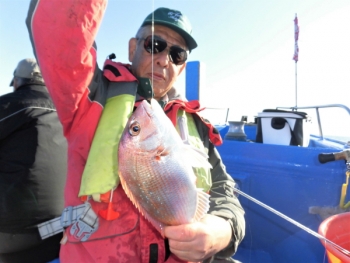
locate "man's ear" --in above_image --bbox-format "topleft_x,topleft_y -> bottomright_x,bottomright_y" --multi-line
128,38 -> 137,62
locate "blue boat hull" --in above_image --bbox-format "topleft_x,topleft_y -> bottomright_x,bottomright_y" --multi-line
217,125 -> 347,263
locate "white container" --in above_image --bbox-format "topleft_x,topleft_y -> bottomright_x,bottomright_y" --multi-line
256,111 -> 310,146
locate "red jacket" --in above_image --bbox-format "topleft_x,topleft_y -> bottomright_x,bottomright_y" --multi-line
26,1 -> 245,262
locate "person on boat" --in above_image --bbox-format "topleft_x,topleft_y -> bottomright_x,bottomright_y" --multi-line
0,58 -> 67,263
26,1 -> 245,262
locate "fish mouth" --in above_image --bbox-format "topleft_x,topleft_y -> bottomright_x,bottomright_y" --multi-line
141,99 -> 155,118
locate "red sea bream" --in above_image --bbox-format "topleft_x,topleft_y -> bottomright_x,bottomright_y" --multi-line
118,99 -> 211,234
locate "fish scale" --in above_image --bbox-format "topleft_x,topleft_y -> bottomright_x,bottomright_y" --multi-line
122,147 -> 197,224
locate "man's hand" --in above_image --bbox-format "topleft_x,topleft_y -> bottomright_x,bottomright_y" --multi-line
164,214 -> 232,262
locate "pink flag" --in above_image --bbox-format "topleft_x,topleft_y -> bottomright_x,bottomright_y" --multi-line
293,14 -> 299,62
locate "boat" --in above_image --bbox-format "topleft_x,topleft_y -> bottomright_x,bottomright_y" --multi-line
185,61 -> 350,263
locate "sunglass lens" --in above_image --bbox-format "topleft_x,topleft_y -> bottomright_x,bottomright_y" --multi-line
169,46 -> 187,65
144,36 -> 167,54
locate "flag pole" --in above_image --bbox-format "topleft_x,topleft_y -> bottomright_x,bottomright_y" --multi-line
293,13 -> 299,108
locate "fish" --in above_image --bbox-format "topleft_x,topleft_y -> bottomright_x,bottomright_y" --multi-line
118,99 -> 211,234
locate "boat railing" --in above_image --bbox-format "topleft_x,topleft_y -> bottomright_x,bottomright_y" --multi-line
277,104 -> 350,140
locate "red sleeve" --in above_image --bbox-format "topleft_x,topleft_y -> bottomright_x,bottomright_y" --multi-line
27,0 -> 107,135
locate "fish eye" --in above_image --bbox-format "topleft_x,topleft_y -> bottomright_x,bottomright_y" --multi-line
129,121 -> 141,136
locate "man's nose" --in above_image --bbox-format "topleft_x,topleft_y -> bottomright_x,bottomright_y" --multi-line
155,49 -> 170,67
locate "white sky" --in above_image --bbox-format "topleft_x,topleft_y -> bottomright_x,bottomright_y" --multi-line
1,0 -> 349,123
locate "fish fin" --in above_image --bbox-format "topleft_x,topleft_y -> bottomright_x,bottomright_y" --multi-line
183,144 -> 212,169
141,211 -> 166,238
118,171 -> 141,211
194,189 -> 210,222
119,171 -> 166,235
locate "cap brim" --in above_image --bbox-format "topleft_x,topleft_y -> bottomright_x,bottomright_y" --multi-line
142,20 -> 197,51
9,77 -> 14,87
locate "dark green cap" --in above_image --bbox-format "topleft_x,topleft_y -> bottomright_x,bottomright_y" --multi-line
141,7 -> 197,51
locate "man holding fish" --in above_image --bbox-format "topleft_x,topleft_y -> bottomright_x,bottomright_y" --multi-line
26,0 -> 245,262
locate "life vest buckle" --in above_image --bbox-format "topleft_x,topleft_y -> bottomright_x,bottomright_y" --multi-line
70,202 -> 99,241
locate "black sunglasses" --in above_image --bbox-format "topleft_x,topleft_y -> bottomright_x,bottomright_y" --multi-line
140,35 -> 188,65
